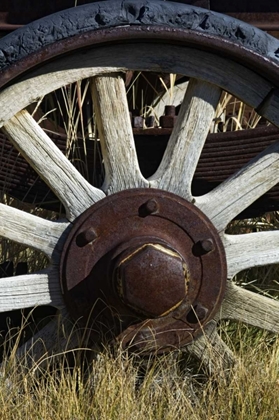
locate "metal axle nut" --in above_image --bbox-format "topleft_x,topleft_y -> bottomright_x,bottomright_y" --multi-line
115,243 -> 187,318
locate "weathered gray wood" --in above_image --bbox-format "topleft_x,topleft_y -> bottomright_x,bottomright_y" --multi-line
91,74 -> 148,193
185,320 -> 235,375
14,314 -> 79,371
0,64 -> 125,128
220,281 -> 279,333
151,80 -> 189,121
0,203 -> 69,258
0,44 -> 273,129
224,231 -> 279,278
150,78 -> 221,200
3,110 -> 105,221
12,319 -> 59,369
257,88 -> 279,128
197,141 -> 279,232
0,267 -> 63,311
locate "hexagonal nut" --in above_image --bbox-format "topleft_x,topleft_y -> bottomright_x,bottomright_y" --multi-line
160,115 -> 178,128
115,243 -> 188,318
132,116 -> 144,128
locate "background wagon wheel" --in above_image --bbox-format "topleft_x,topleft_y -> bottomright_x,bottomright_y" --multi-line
1,0 -> 279,373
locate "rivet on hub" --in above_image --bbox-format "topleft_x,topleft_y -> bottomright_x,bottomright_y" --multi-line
200,239 -> 214,253
76,227 -> 97,247
195,304 -> 208,321
193,238 -> 214,256
186,304 -> 208,324
144,199 -> 158,214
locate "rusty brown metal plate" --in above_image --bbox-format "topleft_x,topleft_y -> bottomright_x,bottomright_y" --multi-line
60,188 -> 227,353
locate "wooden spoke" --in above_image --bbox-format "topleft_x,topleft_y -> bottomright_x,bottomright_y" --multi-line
224,232 -> 279,278
0,45 -> 272,130
91,74 -> 148,194
150,79 -> 221,200
197,141 -> 279,232
3,110 -> 105,221
13,310 -> 81,371
185,320 -> 235,375
0,268 -> 63,312
152,80 -> 189,122
220,281 -> 279,333
11,319 -> 59,370
0,203 -> 69,258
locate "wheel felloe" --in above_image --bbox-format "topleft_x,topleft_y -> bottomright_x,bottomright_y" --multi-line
60,188 -> 227,353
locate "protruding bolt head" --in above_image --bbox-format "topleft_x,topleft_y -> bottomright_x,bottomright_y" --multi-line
164,105 -> 176,116
192,238 -> 215,257
145,116 -> 155,128
132,116 -> 144,128
186,304 -> 208,324
139,199 -> 159,217
200,239 -> 214,253
115,243 -> 188,318
145,199 -> 158,215
195,304 -> 208,321
76,228 -> 97,247
160,115 -> 177,128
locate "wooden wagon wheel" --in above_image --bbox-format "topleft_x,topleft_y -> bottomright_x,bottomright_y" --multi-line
1,0 -> 279,372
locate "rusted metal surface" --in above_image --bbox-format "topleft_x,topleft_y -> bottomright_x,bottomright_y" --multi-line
115,243 -> 188,317
60,188 -> 227,352
160,105 -> 177,129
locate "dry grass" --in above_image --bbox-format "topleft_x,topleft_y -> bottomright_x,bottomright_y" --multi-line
0,323 -> 279,419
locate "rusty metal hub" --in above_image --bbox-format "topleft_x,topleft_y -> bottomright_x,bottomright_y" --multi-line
60,189 -> 227,353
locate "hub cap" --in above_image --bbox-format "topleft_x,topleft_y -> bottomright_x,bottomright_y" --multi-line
60,189 -> 227,353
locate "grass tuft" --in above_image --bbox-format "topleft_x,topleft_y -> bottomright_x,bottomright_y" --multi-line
0,323 -> 278,419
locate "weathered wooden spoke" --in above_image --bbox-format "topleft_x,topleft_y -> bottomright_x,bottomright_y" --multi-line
150,79 -> 221,200
197,141 -> 279,232
185,321 -> 235,375
224,231 -> 279,278
0,44 -> 272,131
220,281 -> 279,333
14,314 -> 79,371
0,203 -> 69,258
2,110 -> 105,221
91,74 -> 148,194
14,318 -> 60,369
0,268 -> 63,312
